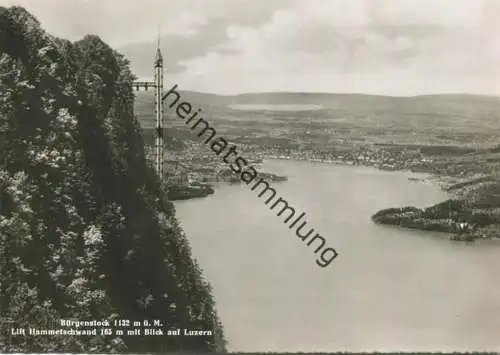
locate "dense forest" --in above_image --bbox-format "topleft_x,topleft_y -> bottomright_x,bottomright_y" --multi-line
372,182 -> 500,241
0,6 -> 225,353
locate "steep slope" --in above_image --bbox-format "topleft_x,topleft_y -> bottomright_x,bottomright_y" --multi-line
0,6 -> 225,353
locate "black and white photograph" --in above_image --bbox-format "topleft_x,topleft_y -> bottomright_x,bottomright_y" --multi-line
1,0 -> 500,353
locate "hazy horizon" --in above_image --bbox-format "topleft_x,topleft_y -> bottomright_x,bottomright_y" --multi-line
3,0 -> 500,97
136,85 -> 500,98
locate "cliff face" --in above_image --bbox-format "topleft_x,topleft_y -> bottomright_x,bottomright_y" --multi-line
0,6 -> 225,353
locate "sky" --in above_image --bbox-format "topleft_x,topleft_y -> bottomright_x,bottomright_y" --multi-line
2,0 -> 500,96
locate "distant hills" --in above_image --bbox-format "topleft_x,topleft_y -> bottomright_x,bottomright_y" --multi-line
135,89 -> 500,135
138,88 -> 500,108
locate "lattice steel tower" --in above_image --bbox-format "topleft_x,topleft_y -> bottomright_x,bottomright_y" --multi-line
154,40 -> 164,179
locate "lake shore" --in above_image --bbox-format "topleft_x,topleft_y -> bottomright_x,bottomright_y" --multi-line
263,154 -> 452,191
263,155 -> 500,242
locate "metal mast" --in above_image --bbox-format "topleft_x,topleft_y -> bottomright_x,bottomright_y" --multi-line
154,28 -> 164,179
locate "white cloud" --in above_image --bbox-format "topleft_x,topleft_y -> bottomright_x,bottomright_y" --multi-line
173,0 -> 500,96
3,0 -> 500,95
162,13 -> 208,38
0,0 -> 213,45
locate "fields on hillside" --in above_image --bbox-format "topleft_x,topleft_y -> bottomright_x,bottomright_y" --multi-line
134,90 -> 500,148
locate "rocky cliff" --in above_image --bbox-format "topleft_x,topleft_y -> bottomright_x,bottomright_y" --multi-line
0,6 -> 225,352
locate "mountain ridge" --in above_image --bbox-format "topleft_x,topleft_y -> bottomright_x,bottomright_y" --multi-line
139,88 -> 500,106
142,87 -> 500,100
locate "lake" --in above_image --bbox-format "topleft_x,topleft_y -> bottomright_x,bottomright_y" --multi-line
174,159 -> 500,352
